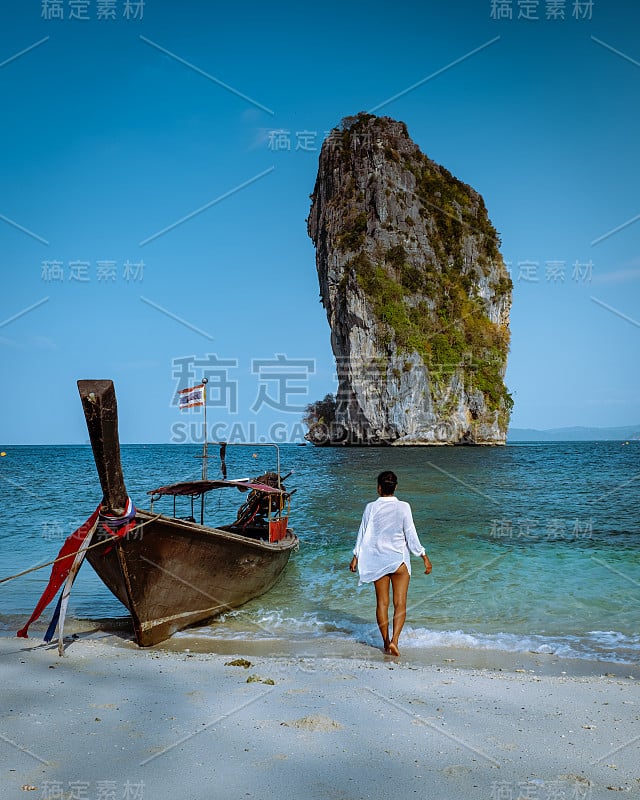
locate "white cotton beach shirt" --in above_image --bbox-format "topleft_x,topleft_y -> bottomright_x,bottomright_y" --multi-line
353,496 -> 425,584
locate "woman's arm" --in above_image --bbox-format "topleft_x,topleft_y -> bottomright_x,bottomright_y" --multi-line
352,504 -> 371,558
401,502 -> 426,557
350,504 -> 371,571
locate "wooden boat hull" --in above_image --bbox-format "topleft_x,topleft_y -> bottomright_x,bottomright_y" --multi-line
86,509 -> 297,647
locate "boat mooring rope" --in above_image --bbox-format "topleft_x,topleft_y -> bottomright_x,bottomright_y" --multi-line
0,513 -> 162,586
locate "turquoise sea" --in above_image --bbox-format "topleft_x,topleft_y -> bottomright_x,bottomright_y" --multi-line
1,442 -> 638,664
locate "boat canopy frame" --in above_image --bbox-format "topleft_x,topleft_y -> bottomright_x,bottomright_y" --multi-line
197,441 -> 282,485
147,442 -> 290,532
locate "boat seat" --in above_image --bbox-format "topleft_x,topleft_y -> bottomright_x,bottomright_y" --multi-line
221,524 -> 269,541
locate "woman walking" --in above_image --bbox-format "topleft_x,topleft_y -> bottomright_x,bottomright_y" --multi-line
350,471 -> 432,656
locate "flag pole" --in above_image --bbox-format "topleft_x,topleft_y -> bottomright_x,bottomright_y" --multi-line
201,377 -> 208,481
200,378 -> 208,525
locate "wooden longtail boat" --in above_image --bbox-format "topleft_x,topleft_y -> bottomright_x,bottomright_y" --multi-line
78,379 -> 298,647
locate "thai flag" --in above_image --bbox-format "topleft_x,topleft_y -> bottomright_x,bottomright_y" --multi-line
178,384 -> 205,409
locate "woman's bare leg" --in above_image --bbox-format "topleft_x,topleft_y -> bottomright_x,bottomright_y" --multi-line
373,575 -> 391,652
388,563 -> 410,656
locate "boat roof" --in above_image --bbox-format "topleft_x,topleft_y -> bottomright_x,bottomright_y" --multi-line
148,479 -> 286,498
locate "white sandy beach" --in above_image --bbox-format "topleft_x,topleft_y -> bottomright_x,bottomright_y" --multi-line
1,632 -> 638,800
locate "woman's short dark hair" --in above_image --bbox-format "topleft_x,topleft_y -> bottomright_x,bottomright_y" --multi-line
377,471 -> 398,495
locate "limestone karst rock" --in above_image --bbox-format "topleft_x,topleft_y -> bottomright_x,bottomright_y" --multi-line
306,113 -> 512,445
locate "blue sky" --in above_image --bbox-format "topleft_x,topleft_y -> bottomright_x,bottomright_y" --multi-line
1,0 -> 638,444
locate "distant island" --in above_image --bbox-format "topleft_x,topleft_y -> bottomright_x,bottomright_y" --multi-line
305,113 -> 512,446
508,424 -> 640,442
